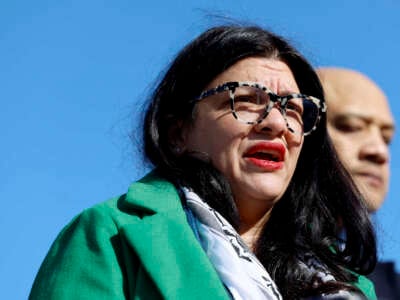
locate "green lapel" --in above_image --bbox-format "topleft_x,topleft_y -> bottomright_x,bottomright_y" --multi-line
120,171 -> 230,299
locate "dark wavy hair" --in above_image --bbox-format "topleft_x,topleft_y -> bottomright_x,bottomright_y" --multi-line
143,25 -> 376,298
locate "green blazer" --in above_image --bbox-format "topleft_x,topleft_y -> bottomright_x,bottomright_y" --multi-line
29,172 -> 230,299
29,171 -> 376,299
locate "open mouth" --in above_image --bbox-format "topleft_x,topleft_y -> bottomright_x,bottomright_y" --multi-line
244,142 -> 285,170
245,142 -> 285,161
246,151 -> 282,162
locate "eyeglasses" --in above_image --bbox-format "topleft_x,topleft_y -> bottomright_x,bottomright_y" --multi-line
194,81 -> 326,136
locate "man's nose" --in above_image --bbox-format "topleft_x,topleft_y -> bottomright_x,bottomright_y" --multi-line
359,128 -> 389,164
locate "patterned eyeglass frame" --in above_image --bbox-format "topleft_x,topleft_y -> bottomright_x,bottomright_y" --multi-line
194,81 -> 327,136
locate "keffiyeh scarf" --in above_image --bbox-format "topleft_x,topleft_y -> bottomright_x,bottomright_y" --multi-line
182,187 -> 365,300
182,187 -> 282,300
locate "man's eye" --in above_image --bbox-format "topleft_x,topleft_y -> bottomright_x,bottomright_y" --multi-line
382,133 -> 393,145
383,137 -> 392,145
335,122 -> 363,132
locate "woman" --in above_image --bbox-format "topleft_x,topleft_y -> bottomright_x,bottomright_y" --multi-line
30,25 -> 377,299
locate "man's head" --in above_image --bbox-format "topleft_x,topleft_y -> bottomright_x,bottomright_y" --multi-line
317,67 -> 395,212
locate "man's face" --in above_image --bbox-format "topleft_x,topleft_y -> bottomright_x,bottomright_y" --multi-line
319,68 -> 395,212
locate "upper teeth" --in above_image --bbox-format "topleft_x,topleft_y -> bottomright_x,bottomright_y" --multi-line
255,152 -> 279,161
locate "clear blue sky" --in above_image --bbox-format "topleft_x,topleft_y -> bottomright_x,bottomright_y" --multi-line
1,1 -> 399,299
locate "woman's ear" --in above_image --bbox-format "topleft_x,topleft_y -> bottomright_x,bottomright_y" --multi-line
168,120 -> 189,155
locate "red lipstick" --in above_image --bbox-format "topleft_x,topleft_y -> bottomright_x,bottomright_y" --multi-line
244,142 -> 286,171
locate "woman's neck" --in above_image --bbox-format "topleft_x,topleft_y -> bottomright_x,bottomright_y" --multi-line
239,210 -> 271,250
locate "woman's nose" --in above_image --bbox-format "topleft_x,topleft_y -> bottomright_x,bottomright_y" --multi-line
253,106 -> 288,136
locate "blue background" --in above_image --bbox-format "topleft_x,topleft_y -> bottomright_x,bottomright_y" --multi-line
1,1 -> 399,298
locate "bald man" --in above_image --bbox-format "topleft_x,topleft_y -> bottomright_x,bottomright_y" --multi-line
318,67 -> 395,212
317,67 -> 398,299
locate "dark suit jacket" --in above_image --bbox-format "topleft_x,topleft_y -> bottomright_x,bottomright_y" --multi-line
368,261 -> 400,300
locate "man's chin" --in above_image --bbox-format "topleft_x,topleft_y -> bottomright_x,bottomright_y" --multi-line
353,178 -> 386,212
362,192 -> 386,213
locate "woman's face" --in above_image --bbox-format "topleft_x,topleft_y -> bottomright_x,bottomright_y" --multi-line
182,57 -> 304,221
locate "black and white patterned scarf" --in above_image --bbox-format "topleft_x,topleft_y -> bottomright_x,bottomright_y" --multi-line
182,187 -> 365,300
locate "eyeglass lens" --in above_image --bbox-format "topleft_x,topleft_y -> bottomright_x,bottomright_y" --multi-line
232,86 -> 319,135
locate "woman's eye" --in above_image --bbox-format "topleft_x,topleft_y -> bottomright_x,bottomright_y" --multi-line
235,96 -> 266,107
235,95 -> 258,103
286,102 -> 303,114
